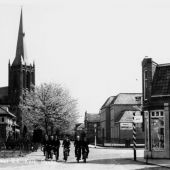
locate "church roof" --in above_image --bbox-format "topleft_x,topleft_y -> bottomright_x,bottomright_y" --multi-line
12,9 -> 31,66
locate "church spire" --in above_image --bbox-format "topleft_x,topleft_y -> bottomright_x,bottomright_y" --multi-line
12,9 -> 29,66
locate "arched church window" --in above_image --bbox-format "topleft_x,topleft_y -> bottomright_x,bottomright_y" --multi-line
23,71 -> 26,88
26,72 -> 30,89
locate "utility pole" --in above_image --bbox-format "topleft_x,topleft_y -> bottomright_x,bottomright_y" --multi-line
94,123 -> 97,148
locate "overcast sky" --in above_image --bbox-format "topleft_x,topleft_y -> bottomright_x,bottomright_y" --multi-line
0,0 -> 170,122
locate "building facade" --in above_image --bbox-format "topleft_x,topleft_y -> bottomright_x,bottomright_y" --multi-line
0,106 -> 20,143
100,96 -> 115,142
142,57 -> 170,158
110,93 -> 144,144
84,112 -> 100,144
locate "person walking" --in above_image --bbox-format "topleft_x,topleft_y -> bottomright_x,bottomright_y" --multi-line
53,135 -> 60,161
81,137 -> 89,158
42,134 -> 48,156
49,135 -> 54,160
62,136 -> 71,158
74,136 -> 82,160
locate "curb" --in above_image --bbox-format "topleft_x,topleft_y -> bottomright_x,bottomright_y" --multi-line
134,158 -> 170,169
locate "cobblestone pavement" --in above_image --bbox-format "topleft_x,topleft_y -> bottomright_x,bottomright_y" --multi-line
0,142 -> 169,170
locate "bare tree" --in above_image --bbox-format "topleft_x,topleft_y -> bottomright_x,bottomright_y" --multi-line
19,83 -> 79,135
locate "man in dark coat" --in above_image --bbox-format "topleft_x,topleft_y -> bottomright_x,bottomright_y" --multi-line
53,135 -> 60,161
62,136 -> 71,157
74,136 -> 82,159
81,137 -> 89,158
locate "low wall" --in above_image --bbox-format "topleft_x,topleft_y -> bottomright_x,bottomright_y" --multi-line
0,150 -> 26,158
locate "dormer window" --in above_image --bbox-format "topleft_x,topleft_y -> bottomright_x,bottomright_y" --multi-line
135,96 -> 141,101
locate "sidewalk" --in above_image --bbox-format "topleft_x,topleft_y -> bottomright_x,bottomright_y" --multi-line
136,156 -> 170,168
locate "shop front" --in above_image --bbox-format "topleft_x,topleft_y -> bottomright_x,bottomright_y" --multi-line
144,103 -> 170,158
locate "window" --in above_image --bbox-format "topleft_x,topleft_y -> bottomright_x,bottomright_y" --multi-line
2,117 -> 4,122
151,110 -> 165,151
135,96 -> 141,102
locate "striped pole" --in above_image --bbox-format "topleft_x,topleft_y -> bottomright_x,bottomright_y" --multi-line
133,112 -> 136,161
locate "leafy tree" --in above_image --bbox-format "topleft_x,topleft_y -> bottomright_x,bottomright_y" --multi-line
19,83 -> 79,135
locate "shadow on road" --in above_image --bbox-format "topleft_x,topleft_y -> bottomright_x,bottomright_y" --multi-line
136,167 -> 169,170
81,157 -> 144,165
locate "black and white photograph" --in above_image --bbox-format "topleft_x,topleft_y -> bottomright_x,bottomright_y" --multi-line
0,0 -> 170,169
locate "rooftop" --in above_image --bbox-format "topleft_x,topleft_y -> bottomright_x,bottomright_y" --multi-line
152,64 -> 170,96
111,93 -> 142,105
85,113 -> 100,122
101,96 -> 116,109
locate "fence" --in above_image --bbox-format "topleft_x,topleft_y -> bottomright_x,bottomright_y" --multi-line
93,137 -> 145,147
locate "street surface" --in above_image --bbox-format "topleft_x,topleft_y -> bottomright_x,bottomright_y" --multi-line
0,142 -> 169,170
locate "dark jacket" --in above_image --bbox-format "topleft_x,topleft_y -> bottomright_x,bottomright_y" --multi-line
62,139 -> 70,148
53,139 -> 60,150
74,140 -> 82,148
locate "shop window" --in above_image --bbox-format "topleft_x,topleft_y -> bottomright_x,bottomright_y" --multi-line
151,110 -> 165,151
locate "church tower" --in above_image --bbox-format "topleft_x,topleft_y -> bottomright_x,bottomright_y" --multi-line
8,10 -> 35,125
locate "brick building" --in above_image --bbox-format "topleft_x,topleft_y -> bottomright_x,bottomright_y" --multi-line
110,93 -> 144,144
100,96 -> 115,142
142,57 -> 170,158
84,112 -> 100,144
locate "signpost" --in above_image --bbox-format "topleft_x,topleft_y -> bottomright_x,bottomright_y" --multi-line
133,113 -> 143,161
94,123 -> 97,148
133,112 -> 137,161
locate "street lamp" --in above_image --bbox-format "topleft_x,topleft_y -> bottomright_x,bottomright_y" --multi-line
94,123 -> 97,148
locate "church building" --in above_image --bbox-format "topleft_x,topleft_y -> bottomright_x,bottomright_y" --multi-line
0,10 -> 35,132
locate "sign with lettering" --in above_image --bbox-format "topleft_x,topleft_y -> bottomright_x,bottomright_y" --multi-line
120,123 -> 133,130
133,116 -> 143,123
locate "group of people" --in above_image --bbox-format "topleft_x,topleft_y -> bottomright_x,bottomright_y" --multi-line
42,134 -> 89,161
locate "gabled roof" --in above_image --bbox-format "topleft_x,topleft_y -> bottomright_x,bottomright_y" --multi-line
116,110 -> 141,123
0,106 -> 16,118
12,9 -> 31,66
111,93 -> 142,105
152,64 -> 170,96
101,96 -> 116,109
85,113 -> 100,123
77,123 -> 85,130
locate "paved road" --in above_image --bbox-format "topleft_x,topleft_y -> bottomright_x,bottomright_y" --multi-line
0,142 -> 169,170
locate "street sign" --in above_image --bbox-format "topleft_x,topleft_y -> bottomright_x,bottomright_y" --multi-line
133,116 -> 143,123
120,123 -> 133,130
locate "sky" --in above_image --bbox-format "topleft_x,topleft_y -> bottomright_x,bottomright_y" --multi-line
0,0 -> 170,122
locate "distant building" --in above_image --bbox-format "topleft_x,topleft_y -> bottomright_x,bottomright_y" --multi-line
110,93 -> 144,145
142,57 -> 170,158
74,123 -> 85,139
100,96 -> 115,142
84,112 -> 100,144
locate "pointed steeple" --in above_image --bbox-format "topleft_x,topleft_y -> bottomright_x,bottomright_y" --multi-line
12,9 -> 30,66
